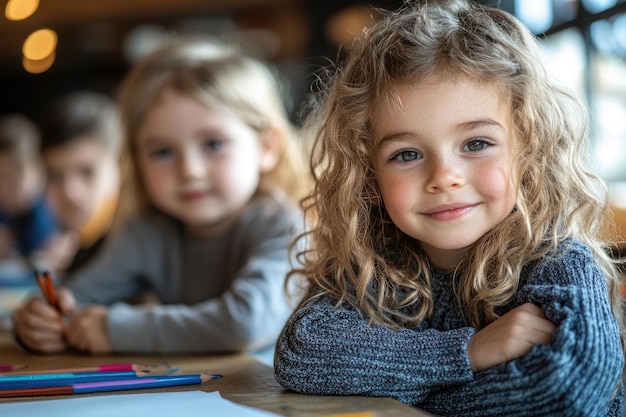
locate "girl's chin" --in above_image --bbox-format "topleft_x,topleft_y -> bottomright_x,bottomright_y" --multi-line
182,216 -> 235,238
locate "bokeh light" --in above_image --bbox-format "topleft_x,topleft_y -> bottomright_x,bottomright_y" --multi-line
22,29 -> 57,61
5,0 -> 39,21
581,0 -> 618,14
23,52 -> 55,74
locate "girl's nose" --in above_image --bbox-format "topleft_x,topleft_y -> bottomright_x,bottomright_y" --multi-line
425,157 -> 465,192
179,150 -> 207,180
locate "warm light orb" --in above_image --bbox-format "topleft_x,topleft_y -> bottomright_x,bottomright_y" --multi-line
325,5 -> 373,48
5,0 -> 39,21
23,52 -> 55,74
22,29 -> 57,61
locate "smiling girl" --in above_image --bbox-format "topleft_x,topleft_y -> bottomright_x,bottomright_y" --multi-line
13,39 -> 308,355
274,1 -> 625,415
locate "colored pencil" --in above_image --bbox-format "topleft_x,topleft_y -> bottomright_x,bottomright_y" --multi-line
0,364 -> 27,372
33,270 -> 60,311
0,363 -> 149,376
0,374 -> 222,398
0,371 -> 150,389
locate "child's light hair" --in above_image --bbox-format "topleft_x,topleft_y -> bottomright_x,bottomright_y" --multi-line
115,38 -> 308,223
296,0 -> 625,343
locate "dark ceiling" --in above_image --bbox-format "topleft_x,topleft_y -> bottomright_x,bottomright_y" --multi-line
2,0 -> 389,123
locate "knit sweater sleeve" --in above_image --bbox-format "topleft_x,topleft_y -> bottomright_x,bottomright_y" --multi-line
420,241 -> 624,417
274,296 -> 476,405
274,241 -> 624,416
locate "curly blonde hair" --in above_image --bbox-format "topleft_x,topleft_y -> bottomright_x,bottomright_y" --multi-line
294,0 -> 625,342
115,38 -> 309,224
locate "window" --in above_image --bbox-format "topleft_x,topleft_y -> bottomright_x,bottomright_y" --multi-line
502,0 -> 626,215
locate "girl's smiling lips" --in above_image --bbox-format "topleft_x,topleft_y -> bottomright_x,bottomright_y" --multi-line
422,202 -> 479,221
179,189 -> 210,201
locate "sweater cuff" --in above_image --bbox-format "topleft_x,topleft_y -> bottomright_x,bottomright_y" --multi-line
106,303 -> 153,353
414,326 -> 475,384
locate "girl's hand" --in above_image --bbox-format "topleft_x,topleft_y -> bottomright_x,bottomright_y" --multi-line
66,306 -> 112,354
467,302 -> 557,372
11,288 -> 76,353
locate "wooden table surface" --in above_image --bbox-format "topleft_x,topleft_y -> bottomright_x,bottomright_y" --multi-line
0,331 -> 431,417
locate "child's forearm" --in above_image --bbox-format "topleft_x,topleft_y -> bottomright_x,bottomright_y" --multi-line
274,296 -> 476,405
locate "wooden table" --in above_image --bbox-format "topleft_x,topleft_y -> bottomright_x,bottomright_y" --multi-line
0,331 -> 431,417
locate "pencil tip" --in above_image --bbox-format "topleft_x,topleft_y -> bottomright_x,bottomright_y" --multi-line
201,374 -> 223,382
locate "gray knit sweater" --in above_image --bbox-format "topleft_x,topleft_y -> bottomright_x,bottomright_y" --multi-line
65,192 -> 302,354
274,240 -> 624,416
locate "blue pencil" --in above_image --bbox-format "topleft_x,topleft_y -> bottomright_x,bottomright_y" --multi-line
0,371 -> 147,389
0,370 -> 146,382
0,374 -> 222,398
74,374 -> 221,393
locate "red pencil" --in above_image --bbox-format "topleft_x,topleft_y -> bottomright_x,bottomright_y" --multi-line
0,385 -> 73,397
0,364 -> 27,372
1,364 -> 150,376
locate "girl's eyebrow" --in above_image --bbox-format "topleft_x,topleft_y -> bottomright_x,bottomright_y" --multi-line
376,117 -> 506,149
375,131 -> 413,150
137,135 -> 172,147
455,118 -> 506,132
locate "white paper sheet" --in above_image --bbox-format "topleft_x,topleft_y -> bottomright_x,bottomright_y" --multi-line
0,390 -> 281,417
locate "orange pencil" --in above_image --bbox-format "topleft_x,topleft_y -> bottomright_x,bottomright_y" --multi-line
34,270 -> 60,311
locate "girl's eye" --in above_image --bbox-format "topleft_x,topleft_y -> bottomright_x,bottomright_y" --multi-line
204,139 -> 224,152
149,148 -> 173,159
391,150 -> 421,162
463,139 -> 491,152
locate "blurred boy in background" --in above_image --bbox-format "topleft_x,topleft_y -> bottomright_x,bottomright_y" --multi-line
39,91 -> 121,276
0,114 -> 58,263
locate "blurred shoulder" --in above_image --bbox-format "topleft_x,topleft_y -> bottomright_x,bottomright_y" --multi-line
239,189 -> 303,228
115,210 -> 182,240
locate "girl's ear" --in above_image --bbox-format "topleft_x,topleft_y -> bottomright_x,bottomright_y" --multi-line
258,125 -> 283,173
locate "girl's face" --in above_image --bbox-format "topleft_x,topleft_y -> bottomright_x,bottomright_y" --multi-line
373,77 -> 517,270
136,88 -> 275,237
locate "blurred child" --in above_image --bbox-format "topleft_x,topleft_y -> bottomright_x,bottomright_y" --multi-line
274,1 -> 624,415
39,91 -> 121,275
13,38 -> 308,355
0,114 -> 57,262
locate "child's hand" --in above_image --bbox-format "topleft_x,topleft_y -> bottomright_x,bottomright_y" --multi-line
11,288 -> 77,353
467,302 -> 557,372
66,306 -> 112,354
